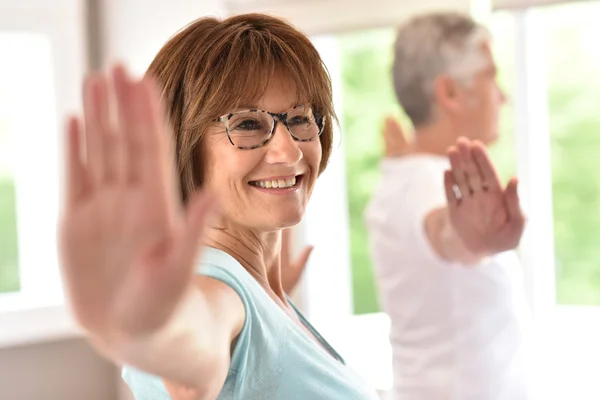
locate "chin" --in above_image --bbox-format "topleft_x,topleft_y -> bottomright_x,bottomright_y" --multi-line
479,130 -> 499,146
261,211 -> 305,232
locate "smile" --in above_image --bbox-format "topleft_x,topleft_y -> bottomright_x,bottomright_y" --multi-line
248,175 -> 302,190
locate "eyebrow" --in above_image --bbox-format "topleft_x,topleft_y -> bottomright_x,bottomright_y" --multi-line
232,102 -> 302,113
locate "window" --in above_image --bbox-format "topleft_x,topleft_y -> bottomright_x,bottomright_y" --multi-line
542,1 -> 600,306
0,0 -> 86,347
336,15 -> 518,314
0,33 -> 62,305
0,49 -> 20,293
337,28 -> 396,315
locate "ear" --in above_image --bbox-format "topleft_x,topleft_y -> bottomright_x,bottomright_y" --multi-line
433,75 -> 464,115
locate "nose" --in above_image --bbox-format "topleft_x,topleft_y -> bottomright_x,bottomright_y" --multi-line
264,121 -> 302,166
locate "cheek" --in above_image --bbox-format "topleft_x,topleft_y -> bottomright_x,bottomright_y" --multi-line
202,143 -> 248,191
304,140 -> 322,173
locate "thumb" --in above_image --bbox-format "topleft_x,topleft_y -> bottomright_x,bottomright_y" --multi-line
145,191 -> 216,308
504,178 -> 525,225
179,191 -> 216,267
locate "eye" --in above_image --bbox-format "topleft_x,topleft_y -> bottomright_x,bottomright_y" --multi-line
288,115 -> 312,126
232,119 -> 263,131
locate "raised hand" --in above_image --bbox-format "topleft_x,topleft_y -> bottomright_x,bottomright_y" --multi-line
58,67 -> 214,341
280,229 -> 313,294
444,137 -> 525,256
382,116 -> 413,157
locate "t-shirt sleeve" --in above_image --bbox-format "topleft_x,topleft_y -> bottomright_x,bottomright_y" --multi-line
365,158 -> 449,266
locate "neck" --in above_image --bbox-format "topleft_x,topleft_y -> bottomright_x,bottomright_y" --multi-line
413,119 -> 460,156
203,218 -> 287,303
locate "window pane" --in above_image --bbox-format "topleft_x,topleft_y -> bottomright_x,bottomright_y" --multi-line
338,16 -> 517,315
0,33 -> 57,296
0,99 -> 19,293
338,28 -> 395,315
543,2 -> 600,305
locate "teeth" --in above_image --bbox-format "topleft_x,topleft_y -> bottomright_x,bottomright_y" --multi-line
253,176 -> 297,189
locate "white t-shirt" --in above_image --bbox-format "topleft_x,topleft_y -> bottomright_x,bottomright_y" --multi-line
365,155 -> 533,400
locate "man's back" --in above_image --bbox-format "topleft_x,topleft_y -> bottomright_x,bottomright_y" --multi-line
365,155 -> 532,400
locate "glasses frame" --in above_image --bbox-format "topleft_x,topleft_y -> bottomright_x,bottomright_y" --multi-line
216,104 -> 325,150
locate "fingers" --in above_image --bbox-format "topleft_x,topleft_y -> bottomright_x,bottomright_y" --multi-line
383,116 -> 410,157
448,138 -> 501,197
64,116 -> 88,206
113,66 -> 167,185
457,139 -> 483,193
504,178 -> 525,225
82,75 -> 112,185
294,245 -> 314,272
282,245 -> 313,293
113,65 -> 140,183
447,143 -> 471,198
80,66 -> 169,188
472,142 -> 502,192
443,169 -> 460,207
135,76 -> 174,185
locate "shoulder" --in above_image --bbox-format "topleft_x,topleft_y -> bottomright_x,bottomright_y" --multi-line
368,156 -> 446,214
196,247 -> 288,380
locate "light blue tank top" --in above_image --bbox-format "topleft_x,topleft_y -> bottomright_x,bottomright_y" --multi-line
122,247 -> 378,399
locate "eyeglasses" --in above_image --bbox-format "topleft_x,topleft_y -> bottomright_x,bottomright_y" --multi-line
216,104 -> 324,150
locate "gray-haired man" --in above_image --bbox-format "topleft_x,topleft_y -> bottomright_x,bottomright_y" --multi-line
365,12 -> 534,400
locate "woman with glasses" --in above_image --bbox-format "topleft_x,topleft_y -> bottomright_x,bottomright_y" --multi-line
58,13 -> 379,400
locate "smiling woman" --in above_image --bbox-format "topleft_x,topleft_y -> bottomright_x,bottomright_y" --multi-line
58,13 -> 379,400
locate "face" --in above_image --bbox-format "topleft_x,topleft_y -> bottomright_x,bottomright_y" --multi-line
201,74 -> 322,232
453,42 -> 507,145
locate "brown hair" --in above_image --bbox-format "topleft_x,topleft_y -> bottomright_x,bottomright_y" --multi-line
147,13 -> 336,202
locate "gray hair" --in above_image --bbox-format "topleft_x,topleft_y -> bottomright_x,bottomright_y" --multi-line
392,12 -> 491,127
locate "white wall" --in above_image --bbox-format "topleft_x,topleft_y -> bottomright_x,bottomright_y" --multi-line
98,0 -> 226,75
0,338 -> 117,400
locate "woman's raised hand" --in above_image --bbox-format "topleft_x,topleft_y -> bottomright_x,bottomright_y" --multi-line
58,67 -> 214,341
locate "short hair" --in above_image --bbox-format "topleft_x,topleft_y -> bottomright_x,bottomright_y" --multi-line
392,12 -> 491,127
147,13 -> 336,202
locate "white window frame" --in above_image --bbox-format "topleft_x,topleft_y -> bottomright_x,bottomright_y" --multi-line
225,0 -> 471,36
512,8 -> 557,320
0,0 -> 87,348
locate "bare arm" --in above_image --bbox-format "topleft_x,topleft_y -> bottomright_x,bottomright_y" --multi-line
380,119 -> 524,267
95,278 -> 244,398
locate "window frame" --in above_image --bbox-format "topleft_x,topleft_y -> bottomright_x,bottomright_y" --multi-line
0,0 -> 87,348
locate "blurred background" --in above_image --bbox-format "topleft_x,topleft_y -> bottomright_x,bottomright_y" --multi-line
1,0 -> 599,399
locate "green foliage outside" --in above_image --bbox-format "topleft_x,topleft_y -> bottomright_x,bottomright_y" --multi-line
0,179 -> 19,293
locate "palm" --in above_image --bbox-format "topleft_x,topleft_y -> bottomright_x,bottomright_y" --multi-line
59,67 -> 212,339
444,138 -> 525,256
382,116 -> 413,157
